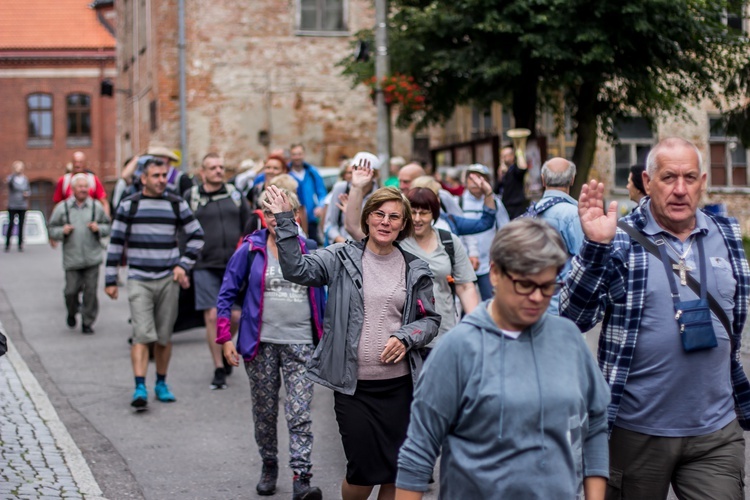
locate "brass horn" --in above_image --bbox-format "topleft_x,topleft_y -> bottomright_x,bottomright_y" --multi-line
506,128 -> 531,169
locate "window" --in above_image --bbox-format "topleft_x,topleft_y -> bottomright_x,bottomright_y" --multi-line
471,106 -> 494,139
613,117 -> 654,188
297,0 -> 346,34
66,93 -> 91,147
708,117 -> 748,188
27,93 -> 53,147
725,0 -> 745,34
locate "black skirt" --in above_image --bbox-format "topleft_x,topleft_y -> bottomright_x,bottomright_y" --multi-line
333,375 -> 413,486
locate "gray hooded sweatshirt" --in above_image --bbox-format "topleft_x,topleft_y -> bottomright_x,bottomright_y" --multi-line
396,301 -> 610,499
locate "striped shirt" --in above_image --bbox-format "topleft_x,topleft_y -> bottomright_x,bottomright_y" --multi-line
560,204 -> 750,431
105,194 -> 204,286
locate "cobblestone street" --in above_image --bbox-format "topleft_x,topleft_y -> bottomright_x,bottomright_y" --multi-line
0,331 -> 102,500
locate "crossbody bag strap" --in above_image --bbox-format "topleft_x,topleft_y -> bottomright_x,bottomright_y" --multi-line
617,221 -> 734,350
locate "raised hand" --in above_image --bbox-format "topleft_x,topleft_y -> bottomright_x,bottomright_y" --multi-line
336,192 -> 349,213
263,185 -> 293,214
350,159 -> 374,189
578,180 -> 618,244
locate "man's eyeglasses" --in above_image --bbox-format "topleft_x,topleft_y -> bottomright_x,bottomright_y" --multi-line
502,268 -> 561,297
370,210 -> 403,223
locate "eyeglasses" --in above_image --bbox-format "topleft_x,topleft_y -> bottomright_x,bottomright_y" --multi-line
262,210 -> 276,220
412,209 -> 433,219
502,268 -> 561,297
370,210 -> 403,223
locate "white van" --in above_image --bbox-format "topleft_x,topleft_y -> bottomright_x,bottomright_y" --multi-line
1,210 -> 49,246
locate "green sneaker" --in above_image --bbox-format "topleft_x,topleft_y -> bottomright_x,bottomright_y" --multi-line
154,381 -> 176,402
131,384 -> 148,409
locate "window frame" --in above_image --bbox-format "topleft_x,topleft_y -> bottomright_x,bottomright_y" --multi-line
707,116 -> 750,192
27,93 -> 54,148
66,93 -> 92,147
295,0 -> 348,37
610,117 -> 655,192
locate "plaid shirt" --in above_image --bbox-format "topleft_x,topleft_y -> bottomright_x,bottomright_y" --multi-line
560,206 -> 750,431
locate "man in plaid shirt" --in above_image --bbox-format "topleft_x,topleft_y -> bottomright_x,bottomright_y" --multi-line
561,137 -> 750,499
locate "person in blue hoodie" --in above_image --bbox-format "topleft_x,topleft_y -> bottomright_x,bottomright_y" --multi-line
396,217 -> 611,500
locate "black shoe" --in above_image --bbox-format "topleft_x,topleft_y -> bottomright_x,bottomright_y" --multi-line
292,473 -> 322,500
256,460 -> 278,496
210,368 -> 227,390
66,314 -> 76,328
82,325 -> 94,334
222,353 -> 233,376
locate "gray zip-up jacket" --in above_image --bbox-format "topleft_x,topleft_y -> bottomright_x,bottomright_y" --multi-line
274,210 -> 441,395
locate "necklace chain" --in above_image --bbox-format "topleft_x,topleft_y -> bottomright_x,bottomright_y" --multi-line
664,235 -> 695,261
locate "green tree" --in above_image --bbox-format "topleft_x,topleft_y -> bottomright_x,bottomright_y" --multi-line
341,0 -> 748,195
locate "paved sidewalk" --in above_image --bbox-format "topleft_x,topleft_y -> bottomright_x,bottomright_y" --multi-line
0,326 -> 104,500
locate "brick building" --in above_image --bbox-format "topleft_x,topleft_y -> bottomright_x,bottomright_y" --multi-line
116,0 -> 416,174
0,0 -> 117,217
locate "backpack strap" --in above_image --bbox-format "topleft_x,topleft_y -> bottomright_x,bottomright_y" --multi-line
437,228 -> 457,298
522,196 -> 570,218
123,193 -> 142,245
64,199 -> 71,225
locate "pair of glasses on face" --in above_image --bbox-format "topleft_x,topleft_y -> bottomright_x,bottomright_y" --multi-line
412,209 -> 433,219
502,268 -> 562,297
262,210 -> 276,220
370,210 -> 403,223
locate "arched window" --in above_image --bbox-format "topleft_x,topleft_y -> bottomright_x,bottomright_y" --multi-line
67,93 -> 92,147
27,93 -> 53,147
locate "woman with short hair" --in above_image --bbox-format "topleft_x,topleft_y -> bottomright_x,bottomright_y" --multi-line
264,185 -> 440,500
396,218 -> 610,500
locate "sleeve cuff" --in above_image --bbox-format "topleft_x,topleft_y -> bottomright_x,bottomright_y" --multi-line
215,317 -> 232,344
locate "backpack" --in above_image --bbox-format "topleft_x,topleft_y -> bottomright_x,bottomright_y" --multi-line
63,198 -> 101,242
521,196 -> 569,219
437,228 -> 457,298
188,184 -> 241,212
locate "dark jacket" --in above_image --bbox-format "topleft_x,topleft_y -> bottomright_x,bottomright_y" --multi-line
190,184 -> 251,270
274,210 -> 441,395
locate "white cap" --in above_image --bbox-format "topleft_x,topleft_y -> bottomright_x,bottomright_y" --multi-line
352,151 -> 381,170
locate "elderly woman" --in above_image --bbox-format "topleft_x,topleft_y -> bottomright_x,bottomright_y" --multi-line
400,187 -> 479,347
264,184 -> 440,500
396,218 -> 611,500
216,189 -> 324,500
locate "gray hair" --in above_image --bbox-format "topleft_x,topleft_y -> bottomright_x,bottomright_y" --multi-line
490,218 -> 567,275
645,137 -> 703,177
541,160 -> 576,187
71,173 -> 90,187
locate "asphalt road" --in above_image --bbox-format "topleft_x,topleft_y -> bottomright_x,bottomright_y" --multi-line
1,244 -> 749,499
0,246 -> 440,499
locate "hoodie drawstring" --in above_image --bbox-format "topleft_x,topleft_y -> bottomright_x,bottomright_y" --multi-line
529,331 -> 547,469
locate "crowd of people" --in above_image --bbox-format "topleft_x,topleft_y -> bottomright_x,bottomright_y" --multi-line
3,135 -> 750,500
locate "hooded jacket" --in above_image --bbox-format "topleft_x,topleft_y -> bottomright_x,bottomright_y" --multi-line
215,228 -> 324,360
397,303 -> 610,498
273,210 -> 441,394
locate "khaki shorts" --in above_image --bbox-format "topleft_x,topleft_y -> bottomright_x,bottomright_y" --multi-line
127,275 -> 180,346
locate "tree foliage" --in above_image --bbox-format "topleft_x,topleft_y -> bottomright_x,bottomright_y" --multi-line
340,0 -> 749,193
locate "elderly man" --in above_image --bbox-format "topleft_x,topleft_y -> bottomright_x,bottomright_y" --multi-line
397,162 -> 463,217
526,157 -> 583,314
48,174 -> 111,334
53,151 -> 110,216
561,137 -> 750,499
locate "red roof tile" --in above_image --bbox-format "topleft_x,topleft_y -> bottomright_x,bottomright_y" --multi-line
0,0 -> 115,50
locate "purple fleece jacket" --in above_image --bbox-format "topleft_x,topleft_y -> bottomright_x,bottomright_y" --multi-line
215,229 -> 324,360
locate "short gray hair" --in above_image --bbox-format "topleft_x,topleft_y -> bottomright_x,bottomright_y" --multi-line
645,137 -> 703,177
490,218 -> 567,275
541,160 -> 576,187
71,173 -> 90,187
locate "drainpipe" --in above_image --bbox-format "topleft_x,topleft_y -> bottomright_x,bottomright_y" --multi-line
178,0 -> 189,172
375,0 -> 390,183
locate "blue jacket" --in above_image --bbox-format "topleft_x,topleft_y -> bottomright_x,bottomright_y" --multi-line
254,162 -> 328,223
215,229 -> 325,360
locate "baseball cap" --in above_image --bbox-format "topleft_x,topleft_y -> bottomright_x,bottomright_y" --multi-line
466,163 -> 491,177
352,151 -> 381,170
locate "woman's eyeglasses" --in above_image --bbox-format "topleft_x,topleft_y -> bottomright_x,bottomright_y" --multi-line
502,268 -> 561,297
370,210 -> 403,223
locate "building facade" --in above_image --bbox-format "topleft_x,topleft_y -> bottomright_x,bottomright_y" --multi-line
116,0 -> 415,174
0,0 -> 117,217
